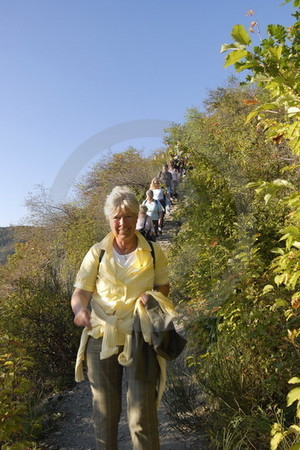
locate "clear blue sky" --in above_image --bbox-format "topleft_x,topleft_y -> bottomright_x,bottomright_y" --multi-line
0,0 -> 295,226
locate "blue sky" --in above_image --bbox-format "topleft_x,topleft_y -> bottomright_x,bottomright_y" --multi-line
0,0 -> 295,226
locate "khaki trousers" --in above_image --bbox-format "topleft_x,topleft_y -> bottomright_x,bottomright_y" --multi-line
86,336 -> 160,450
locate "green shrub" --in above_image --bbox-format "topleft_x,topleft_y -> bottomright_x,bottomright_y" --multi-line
0,335 -> 42,447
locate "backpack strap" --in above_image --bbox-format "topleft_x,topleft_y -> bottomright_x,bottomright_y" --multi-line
148,240 -> 156,269
99,249 -> 105,264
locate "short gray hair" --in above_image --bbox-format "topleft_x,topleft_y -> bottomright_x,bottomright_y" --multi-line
104,186 -> 139,219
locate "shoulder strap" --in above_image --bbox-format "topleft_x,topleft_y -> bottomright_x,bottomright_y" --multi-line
99,249 -> 105,263
148,241 -> 156,269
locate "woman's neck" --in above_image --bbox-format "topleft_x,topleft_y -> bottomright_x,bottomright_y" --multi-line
113,236 -> 137,255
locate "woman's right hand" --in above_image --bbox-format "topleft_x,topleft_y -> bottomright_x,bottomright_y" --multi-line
74,308 -> 92,330
71,288 -> 93,330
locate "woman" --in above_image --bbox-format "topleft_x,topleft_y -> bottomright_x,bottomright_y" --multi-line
157,164 -> 172,214
150,178 -> 169,231
168,161 -> 180,200
142,189 -> 163,236
136,204 -> 155,241
71,186 -> 171,450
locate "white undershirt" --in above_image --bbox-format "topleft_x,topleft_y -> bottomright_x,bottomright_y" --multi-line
113,248 -> 137,268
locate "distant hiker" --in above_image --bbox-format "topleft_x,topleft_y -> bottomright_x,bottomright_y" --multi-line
157,163 -> 172,192
71,186 -> 176,450
168,160 -> 180,200
149,178 -> 169,232
143,188 -> 164,236
136,204 -> 156,242
157,164 -> 172,213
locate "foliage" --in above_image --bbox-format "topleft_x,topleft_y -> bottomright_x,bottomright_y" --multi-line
220,3 -> 300,154
0,226 -> 34,265
76,147 -> 159,203
164,4 -> 300,445
1,267 -> 81,389
221,4 -> 300,447
0,335 -> 42,447
271,378 -> 300,449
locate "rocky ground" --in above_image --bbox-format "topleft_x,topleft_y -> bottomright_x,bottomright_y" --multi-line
40,378 -> 206,450
39,208 -> 210,450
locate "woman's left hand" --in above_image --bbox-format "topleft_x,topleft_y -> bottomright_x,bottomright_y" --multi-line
139,292 -> 148,306
139,283 -> 170,306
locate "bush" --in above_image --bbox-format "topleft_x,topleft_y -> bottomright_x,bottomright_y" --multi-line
0,335 -> 42,447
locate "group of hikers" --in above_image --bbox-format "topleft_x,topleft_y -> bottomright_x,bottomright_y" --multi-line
136,160 -> 182,241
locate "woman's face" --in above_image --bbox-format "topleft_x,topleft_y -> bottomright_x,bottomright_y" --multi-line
110,208 -> 138,242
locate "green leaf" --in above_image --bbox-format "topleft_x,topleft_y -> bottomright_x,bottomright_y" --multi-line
287,387 -> 300,407
235,61 -> 261,73
289,377 -> 300,384
268,24 -> 287,41
263,284 -> 275,294
288,107 -> 300,116
264,193 -> 272,204
245,103 -> 279,123
271,248 -> 285,255
288,271 -> 300,289
275,274 -> 286,286
275,298 -> 289,307
281,225 -> 300,237
220,43 -> 246,53
270,425 -> 285,450
245,109 -> 260,123
224,50 -> 249,68
231,24 -> 252,46
273,179 -> 293,188
288,425 -> 300,434
246,181 -> 261,189
268,45 -> 283,62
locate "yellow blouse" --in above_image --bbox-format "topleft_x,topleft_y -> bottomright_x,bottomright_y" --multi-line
74,232 -> 170,392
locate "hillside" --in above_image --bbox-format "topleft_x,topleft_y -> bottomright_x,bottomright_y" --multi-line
0,226 -> 32,264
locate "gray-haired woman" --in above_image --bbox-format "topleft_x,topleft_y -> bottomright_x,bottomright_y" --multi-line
71,186 -> 172,449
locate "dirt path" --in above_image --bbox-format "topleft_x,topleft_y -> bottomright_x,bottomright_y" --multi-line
40,208 -> 208,450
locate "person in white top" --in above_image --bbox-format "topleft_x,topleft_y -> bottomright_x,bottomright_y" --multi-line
150,178 -> 169,232
142,189 -> 163,236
